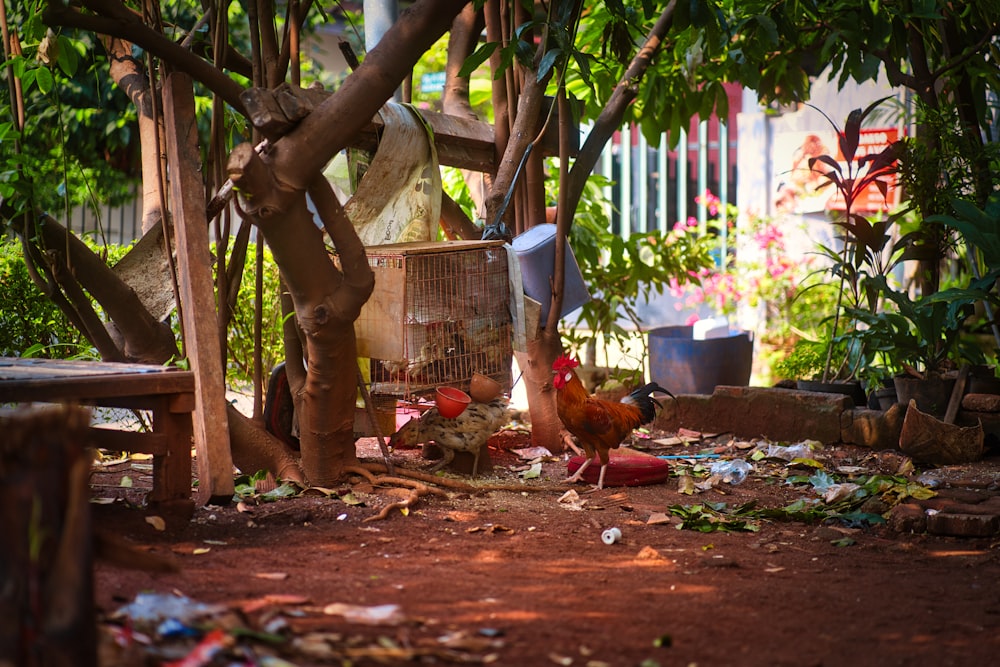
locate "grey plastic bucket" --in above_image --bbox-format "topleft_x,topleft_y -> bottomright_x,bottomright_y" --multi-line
648,326 -> 754,395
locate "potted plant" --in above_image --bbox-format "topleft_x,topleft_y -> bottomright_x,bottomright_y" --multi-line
928,192 -> 1000,394
794,98 -> 909,401
847,275 -> 995,415
773,336 -> 869,405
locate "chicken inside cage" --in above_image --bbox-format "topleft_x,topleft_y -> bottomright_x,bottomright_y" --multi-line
354,240 -> 514,406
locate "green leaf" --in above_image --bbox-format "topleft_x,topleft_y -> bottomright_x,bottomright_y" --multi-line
788,457 -> 825,469
56,35 -> 79,78
35,67 -> 54,95
537,48 -> 562,82
459,42 -> 498,79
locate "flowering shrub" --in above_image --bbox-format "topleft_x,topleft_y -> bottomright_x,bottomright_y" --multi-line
668,191 -> 817,343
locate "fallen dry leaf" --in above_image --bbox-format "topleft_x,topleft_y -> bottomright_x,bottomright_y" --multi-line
144,515 -> 165,531
646,512 -> 672,525
323,602 -> 404,625
238,593 -> 310,614
467,524 -> 515,534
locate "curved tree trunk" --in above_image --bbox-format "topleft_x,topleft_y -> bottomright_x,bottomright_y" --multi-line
227,144 -> 373,486
481,0 -> 680,454
224,0 -> 468,484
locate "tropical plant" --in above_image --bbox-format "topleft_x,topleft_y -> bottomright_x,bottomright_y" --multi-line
222,241 -> 287,393
771,338 -> 829,383
672,192 -> 819,335
804,99 -> 909,382
847,275 -> 995,381
0,235 -> 89,357
930,193 -> 1000,282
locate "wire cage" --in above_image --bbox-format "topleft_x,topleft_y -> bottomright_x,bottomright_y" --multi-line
355,240 -> 513,406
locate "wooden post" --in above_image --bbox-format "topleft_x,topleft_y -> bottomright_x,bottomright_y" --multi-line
0,405 -> 96,667
162,72 -> 235,504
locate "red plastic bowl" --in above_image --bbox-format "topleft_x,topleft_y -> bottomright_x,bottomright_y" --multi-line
566,451 -> 671,487
436,386 -> 472,419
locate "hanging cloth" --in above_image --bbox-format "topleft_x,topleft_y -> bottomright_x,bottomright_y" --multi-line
345,102 -> 441,245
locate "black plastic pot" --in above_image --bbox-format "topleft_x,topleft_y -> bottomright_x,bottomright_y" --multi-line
893,374 -> 956,417
871,385 -> 898,411
796,379 -> 867,407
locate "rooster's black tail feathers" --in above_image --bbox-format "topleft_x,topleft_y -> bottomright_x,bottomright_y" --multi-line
623,382 -> 675,423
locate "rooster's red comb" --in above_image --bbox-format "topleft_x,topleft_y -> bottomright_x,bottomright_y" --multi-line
552,355 -> 580,371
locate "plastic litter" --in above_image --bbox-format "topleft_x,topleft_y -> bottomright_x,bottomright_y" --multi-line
764,441 -> 820,461
113,592 -> 224,633
710,459 -> 753,484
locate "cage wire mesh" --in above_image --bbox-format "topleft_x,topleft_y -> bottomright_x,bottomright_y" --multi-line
355,241 -> 513,405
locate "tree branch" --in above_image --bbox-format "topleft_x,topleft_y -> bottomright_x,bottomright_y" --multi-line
43,0 -> 247,115
566,0 -> 677,211
268,0 -> 471,188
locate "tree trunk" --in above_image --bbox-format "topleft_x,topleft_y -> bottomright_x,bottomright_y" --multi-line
227,144 -> 372,486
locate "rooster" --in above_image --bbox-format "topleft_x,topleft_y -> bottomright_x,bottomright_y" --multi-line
551,355 -> 673,489
388,397 -> 510,476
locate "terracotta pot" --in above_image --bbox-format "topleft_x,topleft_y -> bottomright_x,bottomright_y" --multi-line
469,372 -> 502,403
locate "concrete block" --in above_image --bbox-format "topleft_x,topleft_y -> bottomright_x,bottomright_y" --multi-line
961,393 -> 1000,413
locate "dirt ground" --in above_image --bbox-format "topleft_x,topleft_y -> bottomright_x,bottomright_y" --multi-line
90,426 -> 1000,667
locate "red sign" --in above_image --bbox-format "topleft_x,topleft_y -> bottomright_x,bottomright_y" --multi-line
824,127 -> 901,213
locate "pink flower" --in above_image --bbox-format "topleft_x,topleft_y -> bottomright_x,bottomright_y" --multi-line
696,190 -> 721,216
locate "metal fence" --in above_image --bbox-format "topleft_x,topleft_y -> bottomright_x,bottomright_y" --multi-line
65,191 -> 142,247
595,85 -> 742,263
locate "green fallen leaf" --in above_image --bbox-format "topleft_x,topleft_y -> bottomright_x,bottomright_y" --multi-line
340,492 -> 365,506
521,462 -> 542,479
788,457 -> 825,469
261,483 -> 299,500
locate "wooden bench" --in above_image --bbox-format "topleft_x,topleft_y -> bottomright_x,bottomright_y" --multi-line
0,357 -> 196,506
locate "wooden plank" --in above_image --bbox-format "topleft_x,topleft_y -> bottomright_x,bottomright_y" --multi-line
0,357 -> 182,378
241,84 -> 507,172
944,365 -> 971,424
0,405 -> 97,666
0,365 -> 194,404
151,404 -> 195,504
89,427 -> 170,456
163,72 -> 235,505
365,239 -> 505,256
